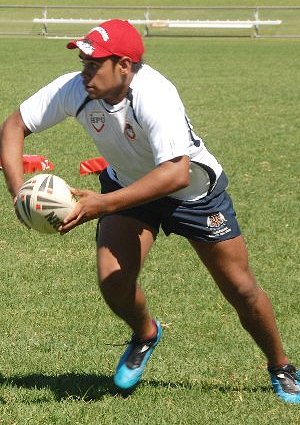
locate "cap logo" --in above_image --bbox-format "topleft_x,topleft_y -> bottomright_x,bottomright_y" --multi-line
92,26 -> 109,42
76,40 -> 95,55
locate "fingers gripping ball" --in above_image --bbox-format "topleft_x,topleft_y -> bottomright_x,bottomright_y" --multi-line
16,174 -> 76,234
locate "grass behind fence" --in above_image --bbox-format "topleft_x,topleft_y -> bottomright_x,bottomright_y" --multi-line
0,32 -> 300,425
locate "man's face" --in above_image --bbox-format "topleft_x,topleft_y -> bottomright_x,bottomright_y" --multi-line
79,53 -> 131,105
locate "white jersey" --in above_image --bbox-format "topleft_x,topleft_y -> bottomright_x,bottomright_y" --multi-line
20,64 -> 224,201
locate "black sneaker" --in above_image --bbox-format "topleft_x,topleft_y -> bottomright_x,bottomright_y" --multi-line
269,363 -> 300,403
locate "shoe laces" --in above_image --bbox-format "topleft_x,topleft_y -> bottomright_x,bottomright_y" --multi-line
125,335 -> 157,369
269,364 -> 300,394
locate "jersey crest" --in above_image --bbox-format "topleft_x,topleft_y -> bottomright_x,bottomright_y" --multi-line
124,123 -> 136,141
89,111 -> 105,133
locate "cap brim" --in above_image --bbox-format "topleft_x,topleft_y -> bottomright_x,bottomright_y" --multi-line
66,39 -> 81,49
66,39 -> 112,58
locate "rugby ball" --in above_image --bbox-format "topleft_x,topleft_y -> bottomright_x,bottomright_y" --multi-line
16,174 -> 76,234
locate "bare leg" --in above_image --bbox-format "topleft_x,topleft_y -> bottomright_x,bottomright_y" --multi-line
97,214 -> 157,340
189,235 -> 288,367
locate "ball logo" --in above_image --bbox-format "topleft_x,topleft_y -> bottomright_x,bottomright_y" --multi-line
45,211 -> 62,231
90,112 -> 105,133
124,123 -> 136,141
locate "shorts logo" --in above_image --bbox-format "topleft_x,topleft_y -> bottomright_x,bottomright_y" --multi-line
207,212 -> 226,228
90,111 -> 105,133
124,123 -> 136,141
207,212 -> 232,238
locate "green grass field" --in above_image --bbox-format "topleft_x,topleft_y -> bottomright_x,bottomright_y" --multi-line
0,3 -> 300,424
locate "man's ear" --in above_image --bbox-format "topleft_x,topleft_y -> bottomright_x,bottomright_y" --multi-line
118,56 -> 133,74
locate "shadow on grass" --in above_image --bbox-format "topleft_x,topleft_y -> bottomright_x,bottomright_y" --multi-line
0,373 -> 117,401
0,373 -> 271,402
146,379 -> 271,394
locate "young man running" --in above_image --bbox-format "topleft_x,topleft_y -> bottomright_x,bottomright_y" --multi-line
1,19 -> 299,402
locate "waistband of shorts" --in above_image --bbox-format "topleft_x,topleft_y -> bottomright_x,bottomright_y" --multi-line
99,168 -> 228,207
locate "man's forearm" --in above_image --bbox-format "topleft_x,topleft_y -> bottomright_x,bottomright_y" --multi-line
0,111 -> 28,199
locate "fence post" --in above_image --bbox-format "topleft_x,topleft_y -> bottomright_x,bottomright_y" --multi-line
42,6 -> 48,37
144,6 -> 150,36
254,7 -> 259,37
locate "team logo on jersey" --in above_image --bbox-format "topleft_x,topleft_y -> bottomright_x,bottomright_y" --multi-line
124,123 -> 136,141
207,212 -> 226,228
89,111 -> 105,133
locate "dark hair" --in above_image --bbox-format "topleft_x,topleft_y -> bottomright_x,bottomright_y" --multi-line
110,55 -> 143,73
132,60 -> 143,73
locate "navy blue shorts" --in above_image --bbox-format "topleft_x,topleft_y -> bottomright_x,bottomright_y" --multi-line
98,169 -> 241,243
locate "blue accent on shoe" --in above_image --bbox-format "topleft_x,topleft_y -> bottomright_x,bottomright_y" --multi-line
113,320 -> 162,391
269,364 -> 300,404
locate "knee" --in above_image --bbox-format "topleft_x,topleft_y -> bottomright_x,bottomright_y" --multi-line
98,269 -> 136,301
98,270 -> 124,293
235,281 -> 261,306
222,272 -> 261,309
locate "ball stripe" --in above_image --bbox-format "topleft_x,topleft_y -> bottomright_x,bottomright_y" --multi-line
38,175 -> 51,192
19,193 -> 32,222
36,195 -> 62,205
37,205 -> 67,210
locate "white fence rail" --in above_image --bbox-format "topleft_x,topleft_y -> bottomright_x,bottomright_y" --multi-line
0,5 -> 300,38
32,17 -> 282,37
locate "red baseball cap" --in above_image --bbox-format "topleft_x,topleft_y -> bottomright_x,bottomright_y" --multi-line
67,19 -> 144,62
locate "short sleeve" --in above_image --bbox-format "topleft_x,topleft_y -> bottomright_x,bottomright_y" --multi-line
20,72 -> 85,133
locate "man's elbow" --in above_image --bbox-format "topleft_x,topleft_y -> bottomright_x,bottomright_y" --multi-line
178,173 -> 190,190
171,171 -> 190,192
